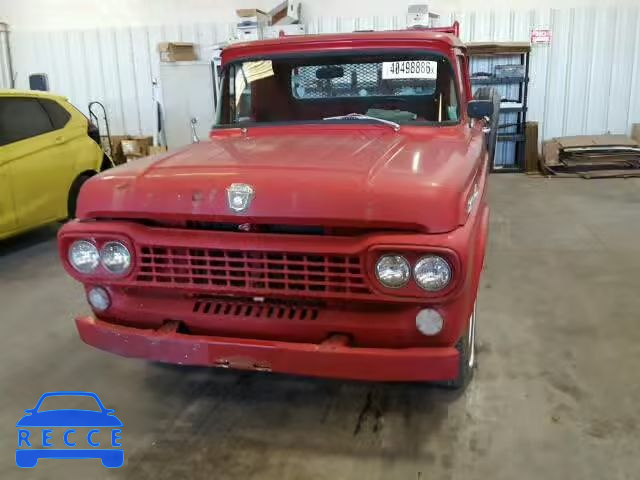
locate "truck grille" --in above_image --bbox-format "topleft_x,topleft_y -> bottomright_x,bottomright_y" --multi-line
135,246 -> 373,298
193,298 -> 320,321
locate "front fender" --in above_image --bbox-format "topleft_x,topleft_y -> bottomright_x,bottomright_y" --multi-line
442,200 -> 489,344
471,201 -> 490,301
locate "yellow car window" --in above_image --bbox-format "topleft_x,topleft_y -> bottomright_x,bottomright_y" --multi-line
0,98 -> 54,146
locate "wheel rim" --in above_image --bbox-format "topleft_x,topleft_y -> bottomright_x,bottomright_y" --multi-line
468,303 -> 476,368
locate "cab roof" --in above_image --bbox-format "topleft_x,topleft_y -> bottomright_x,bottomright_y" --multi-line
222,29 -> 465,63
0,89 -> 67,101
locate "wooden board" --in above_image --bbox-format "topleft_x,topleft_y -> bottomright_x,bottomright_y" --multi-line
466,42 -> 531,55
524,122 -> 540,173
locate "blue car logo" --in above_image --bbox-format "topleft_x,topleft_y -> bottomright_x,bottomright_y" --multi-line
16,391 -> 123,468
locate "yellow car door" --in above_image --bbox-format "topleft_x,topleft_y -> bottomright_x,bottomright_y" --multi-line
0,96 -> 70,230
0,163 -> 16,235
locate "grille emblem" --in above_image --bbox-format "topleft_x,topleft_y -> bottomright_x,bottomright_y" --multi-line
226,183 -> 254,212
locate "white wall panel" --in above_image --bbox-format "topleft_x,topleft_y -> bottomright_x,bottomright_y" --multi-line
9,5 -> 640,143
81,30 -> 108,115
608,7 -> 638,134
563,8 -> 592,137
130,26 -> 156,138
584,9 -> 616,136
628,12 -> 640,133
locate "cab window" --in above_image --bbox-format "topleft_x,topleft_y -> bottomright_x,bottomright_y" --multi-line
39,99 -> 71,130
0,97 -> 54,146
218,52 -> 460,126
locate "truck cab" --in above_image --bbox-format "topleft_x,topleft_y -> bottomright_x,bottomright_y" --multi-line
58,25 -> 494,389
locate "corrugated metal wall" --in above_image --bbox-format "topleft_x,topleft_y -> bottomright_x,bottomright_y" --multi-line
10,6 -> 640,141
455,7 -> 640,141
11,24 -> 234,136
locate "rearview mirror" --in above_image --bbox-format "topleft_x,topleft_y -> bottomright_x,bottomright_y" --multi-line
467,100 -> 494,119
316,66 -> 344,80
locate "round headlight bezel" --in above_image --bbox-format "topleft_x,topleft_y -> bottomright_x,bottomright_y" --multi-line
375,254 -> 411,289
100,241 -> 132,275
68,240 -> 100,274
413,255 -> 452,292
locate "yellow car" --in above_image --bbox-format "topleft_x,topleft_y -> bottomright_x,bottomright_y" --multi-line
0,90 -> 112,240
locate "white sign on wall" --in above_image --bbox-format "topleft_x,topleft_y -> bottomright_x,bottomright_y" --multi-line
531,28 -> 552,45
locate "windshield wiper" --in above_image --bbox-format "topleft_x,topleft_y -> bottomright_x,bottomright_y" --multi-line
323,113 -> 400,132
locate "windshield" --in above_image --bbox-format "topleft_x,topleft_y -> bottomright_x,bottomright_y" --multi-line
216,52 -> 460,127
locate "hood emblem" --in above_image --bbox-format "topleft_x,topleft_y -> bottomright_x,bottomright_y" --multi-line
226,183 -> 254,212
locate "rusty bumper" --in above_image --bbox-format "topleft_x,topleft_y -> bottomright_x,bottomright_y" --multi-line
76,316 -> 459,382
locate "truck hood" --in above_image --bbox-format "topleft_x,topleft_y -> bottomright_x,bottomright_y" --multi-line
78,126 -> 481,233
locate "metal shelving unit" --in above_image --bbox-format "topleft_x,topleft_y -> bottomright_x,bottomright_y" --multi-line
470,75 -> 528,85
467,42 -> 531,172
500,106 -> 527,114
498,133 -> 526,141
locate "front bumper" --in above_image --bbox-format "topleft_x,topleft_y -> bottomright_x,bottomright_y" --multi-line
76,316 -> 459,382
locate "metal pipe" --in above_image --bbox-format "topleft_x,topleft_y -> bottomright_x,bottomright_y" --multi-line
0,23 -> 15,88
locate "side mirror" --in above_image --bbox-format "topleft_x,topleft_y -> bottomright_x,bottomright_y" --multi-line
24,409 -> 33,414
467,100 -> 494,119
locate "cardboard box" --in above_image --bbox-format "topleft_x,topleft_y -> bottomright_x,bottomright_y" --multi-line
158,42 -> 198,62
543,135 -> 638,167
406,3 -> 439,28
263,24 -> 305,38
120,136 -> 154,157
269,1 -> 300,25
148,145 -> 168,156
235,8 -> 269,42
124,139 -> 162,162
236,9 -> 269,28
121,140 -> 143,157
237,26 -> 263,42
109,135 -> 130,165
108,135 -> 156,164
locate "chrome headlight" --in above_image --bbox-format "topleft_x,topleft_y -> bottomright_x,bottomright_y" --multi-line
68,240 -> 100,274
100,242 -> 132,275
414,255 -> 452,291
375,255 -> 410,288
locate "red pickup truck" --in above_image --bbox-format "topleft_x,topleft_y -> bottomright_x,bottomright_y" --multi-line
58,24 -> 496,389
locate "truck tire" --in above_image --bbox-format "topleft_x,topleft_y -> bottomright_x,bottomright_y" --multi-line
441,303 -> 477,390
67,173 -> 95,219
474,87 -> 501,168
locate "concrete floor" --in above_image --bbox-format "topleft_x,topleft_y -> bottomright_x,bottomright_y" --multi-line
1,174 -> 639,479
